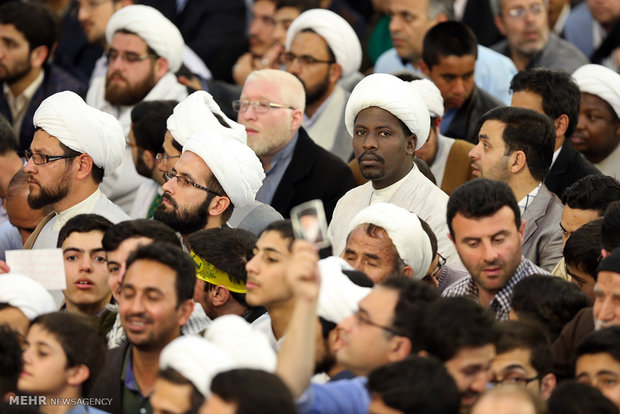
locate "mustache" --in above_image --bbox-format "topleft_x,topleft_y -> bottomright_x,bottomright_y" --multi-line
162,192 -> 178,209
125,313 -> 154,324
107,70 -> 127,82
357,151 -> 385,165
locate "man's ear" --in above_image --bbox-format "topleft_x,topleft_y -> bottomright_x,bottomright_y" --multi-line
494,15 -> 506,35
212,286 -> 231,307
176,298 -> 194,327
401,265 -> 414,278
154,57 -> 169,80
76,154 -> 95,180
554,114 -> 569,140
328,62 -> 342,84
540,373 -> 557,400
208,196 -> 231,218
406,134 -> 417,155
388,336 -> 411,362
419,60 -> 430,76
66,364 -> 90,388
141,149 -> 157,171
30,45 -> 49,69
510,150 -> 527,175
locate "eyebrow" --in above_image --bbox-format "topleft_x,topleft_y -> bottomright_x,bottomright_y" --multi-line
363,253 -> 380,260
63,247 -> 106,255
501,364 -> 527,372
261,246 -> 283,255
595,370 -> 620,377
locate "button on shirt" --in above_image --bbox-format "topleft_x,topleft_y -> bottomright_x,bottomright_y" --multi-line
122,346 -> 152,414
255,132 -> 299,204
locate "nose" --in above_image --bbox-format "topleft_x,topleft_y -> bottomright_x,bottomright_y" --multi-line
286,56 -> 302,75
482,239 -> 499,263
338,314 -> 354,333
23,157 -> 36,173
128,291 -> 145,314
80,255 -> 93,273
388,14 -> 401,34
77,4 -> 89,22
576,112 -> 587,130
468,144 -> 481,161
362,132 -> 379,151
243,103 -> 259,121
597,296 -> 615,322
452,78 -> 466,96
471,370 -> 491,394
245,253 -> 260,275
162,177 -> 175,194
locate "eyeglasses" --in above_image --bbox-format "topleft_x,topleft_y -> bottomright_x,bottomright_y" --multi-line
505,3 -> 545,19
76,0 -> 112,13
232,100 -> 295,113
280,52 -> 335,66
105,50 -> 156,65
430,253 -> 447,279
155,153 -> 181,163
163,170 -> 222,196
24,149 -> 79,166
353,310 -> 403,337
489,374 -> 540,387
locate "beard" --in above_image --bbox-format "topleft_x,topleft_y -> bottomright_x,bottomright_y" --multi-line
154,192 -> 211,235
27,168 -> 72,209
105,68 -> 157,106
295,72 -> 330,107
246,120 -> 292,157
135,149 -> 153,178
0,58 -> 32,85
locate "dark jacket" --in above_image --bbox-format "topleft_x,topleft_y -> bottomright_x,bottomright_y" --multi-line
552,306 -> 594,381
0,64 -> 86,152
545,139 -> 602,199
270,128 -> 356,222
443,84 -> 503,145
89,342 -> 129,414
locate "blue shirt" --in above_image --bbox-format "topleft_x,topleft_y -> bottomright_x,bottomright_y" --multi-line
255,132 -> 299,204
297,376 -> 370,414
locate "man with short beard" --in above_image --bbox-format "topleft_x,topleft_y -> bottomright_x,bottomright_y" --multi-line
282,9 -> 362,162
0,2 -> 85,152
236,69 -> 354,221
86,5 -> 189,213
23,91 -> 129,252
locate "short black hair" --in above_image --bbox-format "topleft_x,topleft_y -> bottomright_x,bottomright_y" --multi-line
422,21 -> 478,69
275,0 -> 319,11
367,356 -> 459,414
0,115 -> 17,156
547,380 -> 620,414
0,2 -> 58,63
59,141 -> 105,184
158,367 -> 204,410
125,242 -> 195,307
495,320 -> 553,376
31,312 -> 106,396
447,178 -> 520,238
510,68 -> 581,138
57,214 -> 113,248
0,325 -> 22,397
416,297 -> 497,361
476,106 -> 556,182
210,369 -> 296,414
576,326 -> 620,366
130,100 -> 177,155
602,201 -> 620,252
564,218 -> 604,280
511,275 -> 589,342
561,175 -> 620,213
187,227 -> 257,306
259,220 -> 295,251
102,219 -> 181,252
381,277 -> 440,349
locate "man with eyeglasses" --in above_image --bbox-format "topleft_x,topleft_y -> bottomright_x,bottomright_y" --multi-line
282,9 -> 362,162
0,2 -> 86,153
491,320 -> 557,400
236,69 -> 354,221
22,91 -> 129,253
86,5 -> 189,213
490,0 -> 587,72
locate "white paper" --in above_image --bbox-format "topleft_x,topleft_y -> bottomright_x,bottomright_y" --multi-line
5,249 -> 66,290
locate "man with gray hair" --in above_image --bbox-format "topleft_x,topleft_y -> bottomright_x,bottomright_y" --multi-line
490,0 -> 588,72
236,69 -> 354,221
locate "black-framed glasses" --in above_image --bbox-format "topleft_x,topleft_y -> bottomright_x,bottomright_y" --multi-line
232,100 -> 295,113
105,50 -> 156,65
163,170 -> 222,196
24,149 -> 79,166
489,374 -> 540,387
353,310 -> 403,337
280,51 -> 335,66
431,253 -> 447,279
155,153 -> 181,163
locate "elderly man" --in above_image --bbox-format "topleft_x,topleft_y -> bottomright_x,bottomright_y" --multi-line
443,179 -> 549,320
23,91 -> 129,250
236,69 -> 354,221
328,73 -> 461,270
468,106 -> 563,271
86,5 -> 189,212
490,0 -> 588,72
571,64 -> 620,179
341,202 -> 433,284
283,9 -> 362,161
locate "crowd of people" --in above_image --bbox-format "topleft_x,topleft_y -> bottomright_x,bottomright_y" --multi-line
1,0 -> 620,413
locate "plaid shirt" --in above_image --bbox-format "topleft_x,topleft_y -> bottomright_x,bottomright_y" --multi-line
442,257 -> 549,320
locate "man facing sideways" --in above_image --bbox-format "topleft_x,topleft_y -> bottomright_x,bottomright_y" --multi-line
443,179 -> 549,320
328,73 -> 461,270
468,106 -> 563,271
236,68 -> 354,221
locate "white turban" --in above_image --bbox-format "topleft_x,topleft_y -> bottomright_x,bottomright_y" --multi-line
167,91 -> 247,146
411,79 -> 444,118
317,256 -> 371,323
573,64 -> 620,118
345,74 -> 431,149
159,335 -> 236,397
204,315 -> 277,371
182,132 -> 265,207
33,91 -> 125,173
347,203 -> 433,280
285,9 -> 362,78
106,5 -> 184,72
0,274 -> 56,320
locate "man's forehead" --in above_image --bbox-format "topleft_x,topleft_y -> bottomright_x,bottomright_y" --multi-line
596,271 -> 620,290
176,151 -> 211,178
389,0 -> 428,15
31,129 -> 63,152
348,225 -> 395,250
0,23 -> 26,42
360,286 -> 399,315
242,79 -> 280,101
111,31 -> 150,52
124,259 -> 176,286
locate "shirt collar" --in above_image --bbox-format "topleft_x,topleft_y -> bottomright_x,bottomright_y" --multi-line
52,189 -> 102,231
266,131 -> 298,175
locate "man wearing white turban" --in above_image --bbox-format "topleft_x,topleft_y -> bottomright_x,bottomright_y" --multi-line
572,64 -> 620,180
86,5 -> 189,213
23,91 -> 129,250
328,73 -> 462,271
283,9 -> 362,161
